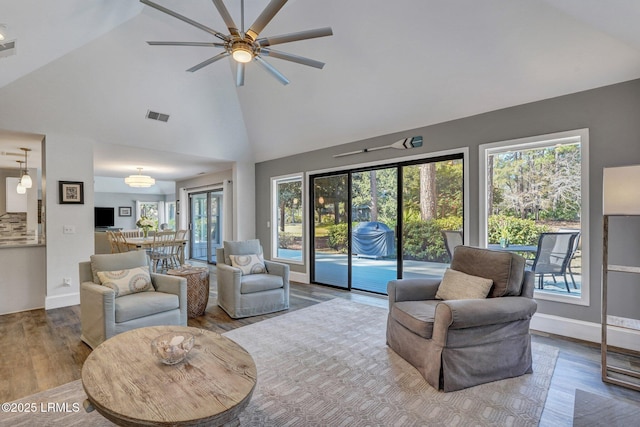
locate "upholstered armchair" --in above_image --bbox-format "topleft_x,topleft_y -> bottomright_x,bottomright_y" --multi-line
79,250 -> 187,349
216,239 -> 290,319
387,245 -> 537,392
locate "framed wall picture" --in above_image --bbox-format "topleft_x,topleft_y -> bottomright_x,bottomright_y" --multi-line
119,206 -> 132,217
59,181 -> 84,204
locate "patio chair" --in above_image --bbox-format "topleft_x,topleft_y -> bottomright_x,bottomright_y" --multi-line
559,228 -> 581,288
528,232 -> 578,292
441,230 -> 463,262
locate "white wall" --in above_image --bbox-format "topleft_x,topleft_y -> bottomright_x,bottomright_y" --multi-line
44,134 -> 95,309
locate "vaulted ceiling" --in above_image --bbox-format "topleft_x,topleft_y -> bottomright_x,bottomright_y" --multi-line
1,0 -> 640,181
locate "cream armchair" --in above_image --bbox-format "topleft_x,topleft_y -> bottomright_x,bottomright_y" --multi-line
79,250 -> 187,349
387,246 -> 537,392
216,239 -> 289,319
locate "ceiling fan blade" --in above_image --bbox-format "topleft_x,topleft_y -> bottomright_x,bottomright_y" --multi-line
236,62 -> 245,87
212,0 -> 240,36
257,27 -> 333,47
147,41 -> 226,47
140,0 -> 229,41
254,55 -> 289,85
186,52 -> 230,72
260,48 -> 325,69
246,0 -> 288,41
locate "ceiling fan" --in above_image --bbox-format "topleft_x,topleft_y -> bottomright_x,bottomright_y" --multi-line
140,0 -> 333,86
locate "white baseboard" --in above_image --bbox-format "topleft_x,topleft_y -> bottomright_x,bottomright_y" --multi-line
531,312 -> 640,352
45,292 -> 80,310
290,271 -> 309,284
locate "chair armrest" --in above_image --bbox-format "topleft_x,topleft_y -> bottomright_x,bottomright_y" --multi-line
387,278 -> 441,308
216,263 -> 243,293
80,282 -> 116,347
152,273 -> 188,325
264,260 -> 289,281
437,297 -> 537,330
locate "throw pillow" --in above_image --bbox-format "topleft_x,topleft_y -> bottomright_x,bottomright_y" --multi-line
435,268 -> 493,300
96,266 -> 154,297
229,253 -> 267,275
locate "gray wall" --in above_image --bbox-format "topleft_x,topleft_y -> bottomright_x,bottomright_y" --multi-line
255,78 -> 640,324
94,192 -> 173,230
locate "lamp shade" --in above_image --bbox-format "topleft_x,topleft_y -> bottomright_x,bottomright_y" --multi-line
603,165 -> 640,215
20,172 -> 32,189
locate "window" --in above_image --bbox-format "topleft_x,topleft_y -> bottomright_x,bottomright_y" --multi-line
136,201 -> 159,228
480,129 -> 589,305
271,174 -> 304,263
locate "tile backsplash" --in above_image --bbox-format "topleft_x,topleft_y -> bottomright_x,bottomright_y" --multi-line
0,212 -> 28,235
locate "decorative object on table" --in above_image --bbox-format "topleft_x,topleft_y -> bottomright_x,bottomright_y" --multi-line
58,181 -> 84,204
139,0 -> 333,87
151,332 -> 195,365
136,216 -> 155,238
499,218 -> 510,247
124,167 -> 155,188
118,206 -> 131,217
167,266 -> 210,318
333,136 -> 423,158
601,164 -> 640,392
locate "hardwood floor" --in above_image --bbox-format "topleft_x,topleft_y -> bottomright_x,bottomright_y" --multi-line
1,280 -> 639,426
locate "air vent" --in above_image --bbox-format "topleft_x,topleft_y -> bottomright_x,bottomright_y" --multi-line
146,110 -> 170,122
0,40 -> 16,58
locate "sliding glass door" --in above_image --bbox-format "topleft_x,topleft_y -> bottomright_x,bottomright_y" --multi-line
189,189 -> 223,263
310,154 -> 463,294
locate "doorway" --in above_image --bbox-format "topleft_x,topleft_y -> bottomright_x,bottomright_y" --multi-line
189,189 -> 223,263
310,154 -> 464,294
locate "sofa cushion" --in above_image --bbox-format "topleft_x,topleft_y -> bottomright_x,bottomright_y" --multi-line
97,266 -> 154,297
223,239 -> 262,265
114,291 -> 179,323
435,268 -> 493,300
450,246 -> 525,297
390,300 -> 439,339
230,253 -> 267,275
240,274 -> 283,294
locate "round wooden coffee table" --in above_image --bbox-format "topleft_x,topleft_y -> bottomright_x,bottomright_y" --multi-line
82,326 -> 256,426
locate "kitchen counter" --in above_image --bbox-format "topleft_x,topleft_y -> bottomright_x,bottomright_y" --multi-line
0,234 -> 45,248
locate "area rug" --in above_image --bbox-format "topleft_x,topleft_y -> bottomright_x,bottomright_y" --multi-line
1,299 -> 558,426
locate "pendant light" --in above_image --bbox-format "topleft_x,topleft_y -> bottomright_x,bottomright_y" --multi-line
125,168 -> 156,188
19,147 -> 32,189
16,160 -> 26,194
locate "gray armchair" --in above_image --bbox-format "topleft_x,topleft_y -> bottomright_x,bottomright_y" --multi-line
79,250 -> 187,349
387,245 -> 537,392
216,239 -> 290,319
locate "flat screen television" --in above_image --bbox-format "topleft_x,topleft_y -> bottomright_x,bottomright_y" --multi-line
95,207 -> 115,228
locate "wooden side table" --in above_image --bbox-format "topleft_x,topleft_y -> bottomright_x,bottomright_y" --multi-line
82,326 -> 256,426
167,266 -> 210,318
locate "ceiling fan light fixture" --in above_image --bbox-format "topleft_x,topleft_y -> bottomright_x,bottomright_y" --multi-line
125,168 -> 156,188
231,42 -> 253,63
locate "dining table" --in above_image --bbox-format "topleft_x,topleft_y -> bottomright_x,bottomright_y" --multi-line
125,236 -> 188,265
487,244 -> 538,259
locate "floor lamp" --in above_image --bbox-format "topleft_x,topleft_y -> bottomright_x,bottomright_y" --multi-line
601,164 -> 640,391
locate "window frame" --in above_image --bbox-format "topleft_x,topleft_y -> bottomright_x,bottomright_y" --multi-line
271,173 -> 305,265
479,129 -> 590,306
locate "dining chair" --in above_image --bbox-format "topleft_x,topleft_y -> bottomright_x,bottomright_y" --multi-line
106,231 -> 129,253
148,231 -> 177,273
528,232 -> 578,292
106,231 -> 120,254
171,229 -> 188,268
121,229 -> 142,239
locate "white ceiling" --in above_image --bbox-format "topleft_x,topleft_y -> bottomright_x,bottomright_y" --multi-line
1,0 -> 640,184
